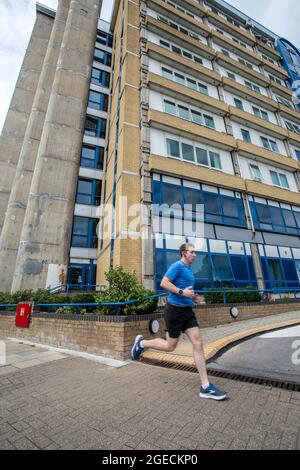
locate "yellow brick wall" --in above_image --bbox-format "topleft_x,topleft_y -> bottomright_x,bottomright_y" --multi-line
97,0 -> 142,285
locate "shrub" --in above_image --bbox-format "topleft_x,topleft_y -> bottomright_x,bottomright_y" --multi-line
94,265 -> 158,315
71,293 -> 97,312
204,286 -> 262,304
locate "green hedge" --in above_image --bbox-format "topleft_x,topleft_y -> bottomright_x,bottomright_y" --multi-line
0,267 -> 158,316
203,287 -> 262,304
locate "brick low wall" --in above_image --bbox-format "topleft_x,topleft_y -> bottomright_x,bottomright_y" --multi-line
0,300 -> 299,360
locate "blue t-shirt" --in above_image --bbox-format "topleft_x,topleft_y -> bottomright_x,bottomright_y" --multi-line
164,260 -> 195,307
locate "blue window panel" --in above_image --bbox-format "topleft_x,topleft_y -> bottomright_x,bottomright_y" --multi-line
281,259 -> 299,287
230,256 -> 248,281
251,201 -> 300,235
249,201 -> 259,226
282,209 -> 297,232
153,178 -> 247,229
155,249 -> 166,290
91,68 -> 110,87
72,217 -> 89,247
76,179 -> 93,205
88,91 -> 108,111
211,254 -> 233,281
183,187 -> 203,207
255,203 -> 272,230
162,183 -> 183,207
166,250 -> 179,268
84,116 -> 106,138
94,49 -> 112,66
247,256 -> 256,283
192,253 -> 212,279
269,206 -> 285,232
67,262 -> 96,291
80,145 -> 104,170
222,196 -> 247,227
96,31 -> 113,47
71,217 -> 98,248
203,192 -> 221,223
267,259 -> 285,288
260,258 -> 271,290
152,180 -> 162,205
294,211 -> 300,229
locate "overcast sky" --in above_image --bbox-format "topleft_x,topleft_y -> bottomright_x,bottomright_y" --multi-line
0,0 -> 299,133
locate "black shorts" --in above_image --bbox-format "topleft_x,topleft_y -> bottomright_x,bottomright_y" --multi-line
164,302 -> 199,339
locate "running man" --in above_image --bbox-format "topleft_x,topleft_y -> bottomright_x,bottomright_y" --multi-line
131,243 -> 227,401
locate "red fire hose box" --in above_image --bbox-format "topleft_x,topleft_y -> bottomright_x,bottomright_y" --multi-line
15,303 -> 33,328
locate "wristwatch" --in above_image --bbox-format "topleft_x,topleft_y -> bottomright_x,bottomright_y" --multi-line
178,289 -> 183,295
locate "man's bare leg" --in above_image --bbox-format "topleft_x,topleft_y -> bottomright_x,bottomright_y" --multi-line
142,333 -> 179,353
184,327 -> 209,386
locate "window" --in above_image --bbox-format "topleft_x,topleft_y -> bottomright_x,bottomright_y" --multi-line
160,39 -> 170,48
285,121 -> 300,135
88,90 -> 108,111
250,164 -> 262,181
172,45 -> 181,55
227,72 -> 236,81
209,151 -> 221,169
76,179 -> 101,206
250,200 -> 300,236
262,54 -> 276,65
181,143 -> 194,162
198,83 -> 208,95
204,115 -> 215,129
174,72 -> 185,85
244,80 -> 261,94
194,56 -> 203,65
178,105 -> 189,120
238,58 -> 253,69
91,68 -> 110,88
253,106 -> 269,121
295,149 -> 300,161
191,110 -> 203,125
96,31 -> 113,47
275,95 -> 294,109
241,129 -> 251,143
166,138 -> 180,158
260,137 -> 279,152
212,255 -> 233,281
269,74 -> 282,85
186,78 -> 197,91
164,100 -> 176,115
84,116 -> 106,139
270,170 -> 289,189
196,147 -> 208,166
80,145 -> 104,170
183,50 -> 193,59
157,13 -> 204,42
94,48 -> 111,66
234,98 -> 244,110
161,66 -> 209,96
162,67 -> 173,80
163,100 -> 215,129
195,147 -> 221,169
221,49 -> 230,57
71,216 -> 98,248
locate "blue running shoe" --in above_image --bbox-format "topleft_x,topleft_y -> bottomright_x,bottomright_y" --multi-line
199,383 -> 227,401
131,334 -> 144,360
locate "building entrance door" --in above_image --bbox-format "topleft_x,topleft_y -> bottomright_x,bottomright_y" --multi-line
67,263 -> 96,290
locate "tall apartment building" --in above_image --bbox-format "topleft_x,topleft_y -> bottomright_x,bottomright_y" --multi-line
1,0 -> 300,294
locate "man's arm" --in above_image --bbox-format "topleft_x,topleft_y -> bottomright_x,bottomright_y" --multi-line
160,276 -> 196,299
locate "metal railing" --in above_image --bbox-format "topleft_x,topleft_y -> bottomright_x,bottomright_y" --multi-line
1,287 -> 300,315
48,284 -> 106,294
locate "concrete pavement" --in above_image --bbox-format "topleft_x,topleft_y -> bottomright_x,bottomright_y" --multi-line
0,310 -> 300,450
